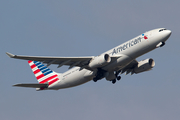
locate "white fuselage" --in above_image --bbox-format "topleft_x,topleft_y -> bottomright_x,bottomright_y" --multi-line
49,28 -> 171,90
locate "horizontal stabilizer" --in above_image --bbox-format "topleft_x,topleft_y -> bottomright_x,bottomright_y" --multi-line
13,83 -> 48,88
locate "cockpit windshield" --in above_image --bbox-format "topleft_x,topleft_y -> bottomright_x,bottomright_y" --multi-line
159,29 -> 167,32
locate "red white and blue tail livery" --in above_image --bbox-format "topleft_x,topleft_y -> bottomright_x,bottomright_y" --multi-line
6,28 -> 171,90
28,61 -> 59,85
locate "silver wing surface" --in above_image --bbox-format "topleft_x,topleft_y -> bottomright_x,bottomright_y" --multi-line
118,59 -> 138,75
6,52 -> 93,69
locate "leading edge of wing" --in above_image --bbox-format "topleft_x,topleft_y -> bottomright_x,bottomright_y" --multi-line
6,52 -> 93,61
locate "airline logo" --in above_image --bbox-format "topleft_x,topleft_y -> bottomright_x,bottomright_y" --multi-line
142,34 -> 148,39
28,61 -> 59,86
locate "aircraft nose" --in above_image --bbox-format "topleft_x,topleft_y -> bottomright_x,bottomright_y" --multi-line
165,30 -> 172,38
162,30 -> 172,41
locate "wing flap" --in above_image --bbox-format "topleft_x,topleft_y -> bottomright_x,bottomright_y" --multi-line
116,59 -> 138,75
13,83 -> 49,88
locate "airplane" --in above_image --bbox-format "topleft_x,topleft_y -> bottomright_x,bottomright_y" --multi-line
6,28 -> 171,91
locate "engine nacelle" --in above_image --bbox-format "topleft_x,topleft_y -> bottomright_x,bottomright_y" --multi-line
134,58 -> 155,74
89,54 -> 111,69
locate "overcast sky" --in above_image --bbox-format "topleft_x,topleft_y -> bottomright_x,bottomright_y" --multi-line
1,0 -> 180,120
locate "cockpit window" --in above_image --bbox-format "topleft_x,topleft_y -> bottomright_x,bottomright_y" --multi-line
159,29 -> 167,32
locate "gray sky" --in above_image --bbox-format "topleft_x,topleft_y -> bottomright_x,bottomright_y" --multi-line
1,0 -> 180,120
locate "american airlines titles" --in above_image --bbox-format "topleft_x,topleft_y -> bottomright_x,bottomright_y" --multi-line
112,37 -> 142,55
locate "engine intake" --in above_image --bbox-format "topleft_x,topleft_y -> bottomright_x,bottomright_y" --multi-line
134,58 -> 155,74
89,54 -> 111,69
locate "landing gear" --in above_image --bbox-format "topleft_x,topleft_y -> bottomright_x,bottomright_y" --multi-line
93,69 -> 122,84
93,79 -> 97,82
93,68 -> 107,82
117,76 -> 121,81
111,71 -> 122,84
112,79 -> 116,84
111,76 -> 121,84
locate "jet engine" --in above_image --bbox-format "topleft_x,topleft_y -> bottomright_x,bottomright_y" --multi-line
134,58 -> 155,74
89,54 -> 111,69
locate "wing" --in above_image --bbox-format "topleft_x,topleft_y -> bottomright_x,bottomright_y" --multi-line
118,59 -> 138,75
6,52 -> 93,69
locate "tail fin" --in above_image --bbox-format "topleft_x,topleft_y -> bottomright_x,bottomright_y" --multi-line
28,61 -> 59,86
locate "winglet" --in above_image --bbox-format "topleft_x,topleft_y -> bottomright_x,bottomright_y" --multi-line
6,52 -> 15,58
